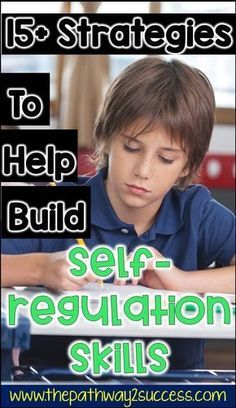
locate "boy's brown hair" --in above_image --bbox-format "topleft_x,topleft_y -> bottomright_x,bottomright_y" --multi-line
93,56 -> 215,188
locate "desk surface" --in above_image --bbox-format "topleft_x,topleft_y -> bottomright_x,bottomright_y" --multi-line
2,285 -> 235,339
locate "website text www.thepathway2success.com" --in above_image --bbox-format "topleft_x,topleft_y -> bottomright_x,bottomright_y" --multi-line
2,384 -> 234,408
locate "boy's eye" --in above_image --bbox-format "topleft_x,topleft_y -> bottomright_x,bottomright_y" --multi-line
159,156 -> 174,164
123,144 -> 140,152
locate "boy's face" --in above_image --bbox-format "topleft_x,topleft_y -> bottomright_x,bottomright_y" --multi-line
105,125 -> 188,218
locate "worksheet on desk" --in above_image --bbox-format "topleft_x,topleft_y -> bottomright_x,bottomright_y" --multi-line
11,284 -> 235,304
74,284 -> 235,304
9,283 -> 162,300
65,282 -> 162,301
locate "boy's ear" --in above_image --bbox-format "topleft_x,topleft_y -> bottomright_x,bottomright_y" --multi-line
104,145 -> 110,155
180,166 -> 189,178
175,166 -> 189,184
174,161 -> 190,186
103,141 -> 111,155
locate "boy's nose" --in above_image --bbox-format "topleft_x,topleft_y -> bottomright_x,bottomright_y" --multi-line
134,159 -> 152,179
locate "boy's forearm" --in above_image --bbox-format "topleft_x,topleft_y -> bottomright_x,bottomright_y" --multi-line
160,265 -> 235,294
1,254 -> 49,287
181,266 -> 235,293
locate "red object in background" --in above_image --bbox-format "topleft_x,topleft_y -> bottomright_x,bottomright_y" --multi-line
78,149 -> 235,190
199,154 -> 235,189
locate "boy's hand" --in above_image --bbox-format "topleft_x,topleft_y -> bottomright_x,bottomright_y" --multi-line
114,250 -> 140,286
114,277 -> 139,286
139,269 -> 165,289
145,247 -> 183,291
40,252 -> 98,292
138,247 -> 166,289
114,248 -> 165,288
114,247 -> 182,290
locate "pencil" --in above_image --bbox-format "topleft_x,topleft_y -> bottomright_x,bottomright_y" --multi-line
48,183 -> 103,289
76,238 -> 104,290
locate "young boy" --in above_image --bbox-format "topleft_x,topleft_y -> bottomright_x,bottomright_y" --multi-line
2,57 -> 235,371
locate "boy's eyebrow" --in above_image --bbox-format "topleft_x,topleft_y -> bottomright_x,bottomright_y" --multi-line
121,134 -> 182,153
159,147 -> 182,153
121,133 -> 141,142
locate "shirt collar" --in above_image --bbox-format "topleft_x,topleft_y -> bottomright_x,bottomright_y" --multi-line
85,168 -> 183,236
85,168 -> 134,230
150,189 -> 183,237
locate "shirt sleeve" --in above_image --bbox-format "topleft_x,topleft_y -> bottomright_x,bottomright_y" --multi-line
1,238 -> 75,254
1,238 -> 41,254
197,198 -> 235,268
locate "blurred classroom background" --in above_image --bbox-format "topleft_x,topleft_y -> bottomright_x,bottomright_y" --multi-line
1,1 -> 235,370
2,1 -> 235,211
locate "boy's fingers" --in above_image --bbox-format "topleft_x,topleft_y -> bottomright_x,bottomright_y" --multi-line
148,247 -> 164,261
63,283 -> 83,291
114,278 -> 140,286
67,273 -> 99,288
61,273 -> 102,291
57,277 -> 84,291
86,272 -> 100,283
149,246 -> 163,255
131,278 -> 140,285
146,252 -> 165,270
114,278 -> 126,285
